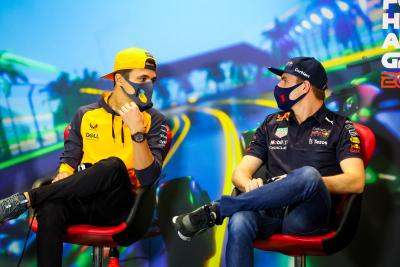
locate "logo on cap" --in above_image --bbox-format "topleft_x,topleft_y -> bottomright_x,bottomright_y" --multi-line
294,68 -> 310,78
145,52 -> 154,58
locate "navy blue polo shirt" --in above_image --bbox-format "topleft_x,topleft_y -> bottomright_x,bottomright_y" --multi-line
246,104 -> 362,182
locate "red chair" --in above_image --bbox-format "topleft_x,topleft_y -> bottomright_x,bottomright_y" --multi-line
30,124 -> 173,267
234,123 -> 376,267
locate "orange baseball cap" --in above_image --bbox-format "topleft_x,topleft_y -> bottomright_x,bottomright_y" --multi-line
101,47 -> 157,80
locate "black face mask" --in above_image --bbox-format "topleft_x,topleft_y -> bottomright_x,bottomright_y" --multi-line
274,82 -> 306,111
120,80 -> 153,111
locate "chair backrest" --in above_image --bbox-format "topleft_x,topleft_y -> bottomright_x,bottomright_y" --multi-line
114,125 -> 173,246
353,123 -> 375,167
324,123 -> 375,254
328,123 -> 375,226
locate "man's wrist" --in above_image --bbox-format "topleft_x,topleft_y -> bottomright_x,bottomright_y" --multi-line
129,126 -> 145,135
131,132 -> 147,143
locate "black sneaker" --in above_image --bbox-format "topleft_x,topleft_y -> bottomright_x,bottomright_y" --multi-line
172,203 -> 219,241
0,193 -> 28,224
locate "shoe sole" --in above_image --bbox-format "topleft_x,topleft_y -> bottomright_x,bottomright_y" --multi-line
172,216 -> 212,242
172,216 -> 192,242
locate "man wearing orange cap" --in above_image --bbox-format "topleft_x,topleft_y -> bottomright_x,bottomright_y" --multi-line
0,48 -> 168,267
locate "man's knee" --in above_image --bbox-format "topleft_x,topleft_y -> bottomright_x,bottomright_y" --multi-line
297,166 -> 320,179
102,157 -> 126,169
96,157 -> 127,178
295,166 -> 322,186
228,211 -> 258,239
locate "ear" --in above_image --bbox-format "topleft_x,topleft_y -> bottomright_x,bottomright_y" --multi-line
303,80 -> 312,93
114,73 -> 123,86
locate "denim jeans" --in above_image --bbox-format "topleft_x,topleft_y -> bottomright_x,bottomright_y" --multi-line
220,166 -> 331,267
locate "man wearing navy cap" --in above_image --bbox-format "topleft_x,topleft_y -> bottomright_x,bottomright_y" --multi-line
172,57 -> 365,267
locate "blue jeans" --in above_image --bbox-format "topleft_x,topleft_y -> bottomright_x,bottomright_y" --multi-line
220,166 -> 331,267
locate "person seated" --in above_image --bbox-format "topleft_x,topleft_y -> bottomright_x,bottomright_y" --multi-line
172,57 -> 365,267
0,47 -> 168,267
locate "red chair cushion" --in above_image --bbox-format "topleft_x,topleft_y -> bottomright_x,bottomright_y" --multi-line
31,217 -> 127,247
253,231 -> 336,256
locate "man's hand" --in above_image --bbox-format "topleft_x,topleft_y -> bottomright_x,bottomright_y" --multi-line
244,178 -> 264,192
119,102 -> 145,134
232,155 -> 264,192
52,172 -> 70,183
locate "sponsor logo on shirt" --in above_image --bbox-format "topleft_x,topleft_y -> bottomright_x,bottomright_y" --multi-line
275,127 -> 288,138
309,127 -> 330,146
309,138 -> 328,145
89,122 -> 98,130
350,143 -> 361,153
310,127 -> 331,138
269,139 -> 288,150
158,124 -> 168,147
85,132 -> 99,139
344,121 -> 358,137
270,139 -> 288,145
276,112 -> 290,122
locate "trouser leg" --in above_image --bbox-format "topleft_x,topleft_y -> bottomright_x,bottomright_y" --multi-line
29,157 -> 132,208
225,209 -> 282,267
36,198 -> 89,267
34,157 -> 136,266
219,166 -> 329,218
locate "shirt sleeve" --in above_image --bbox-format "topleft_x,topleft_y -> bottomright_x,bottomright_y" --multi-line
59,110 -> 84,174
134,112 -> 168,186
336,119 -> 363,162
245,117 -> 269,162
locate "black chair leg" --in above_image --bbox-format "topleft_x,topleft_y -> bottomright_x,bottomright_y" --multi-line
294,255 -> 306,267
93,246 -> 104,267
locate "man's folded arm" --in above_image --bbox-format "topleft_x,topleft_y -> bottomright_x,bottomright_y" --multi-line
134,114 -> 168,186
232,155 -> 264,192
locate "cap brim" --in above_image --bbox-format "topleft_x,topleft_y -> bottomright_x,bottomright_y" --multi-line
267,67 -> 284,76
101,72 -> 114,81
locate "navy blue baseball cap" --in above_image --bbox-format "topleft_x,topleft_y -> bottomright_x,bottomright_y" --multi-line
268,57 -> 328,90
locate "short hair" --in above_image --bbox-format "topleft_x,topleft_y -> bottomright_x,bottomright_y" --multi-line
296,76 -> 325,100
113,69 -> 131,86
311,86 -> 326,100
